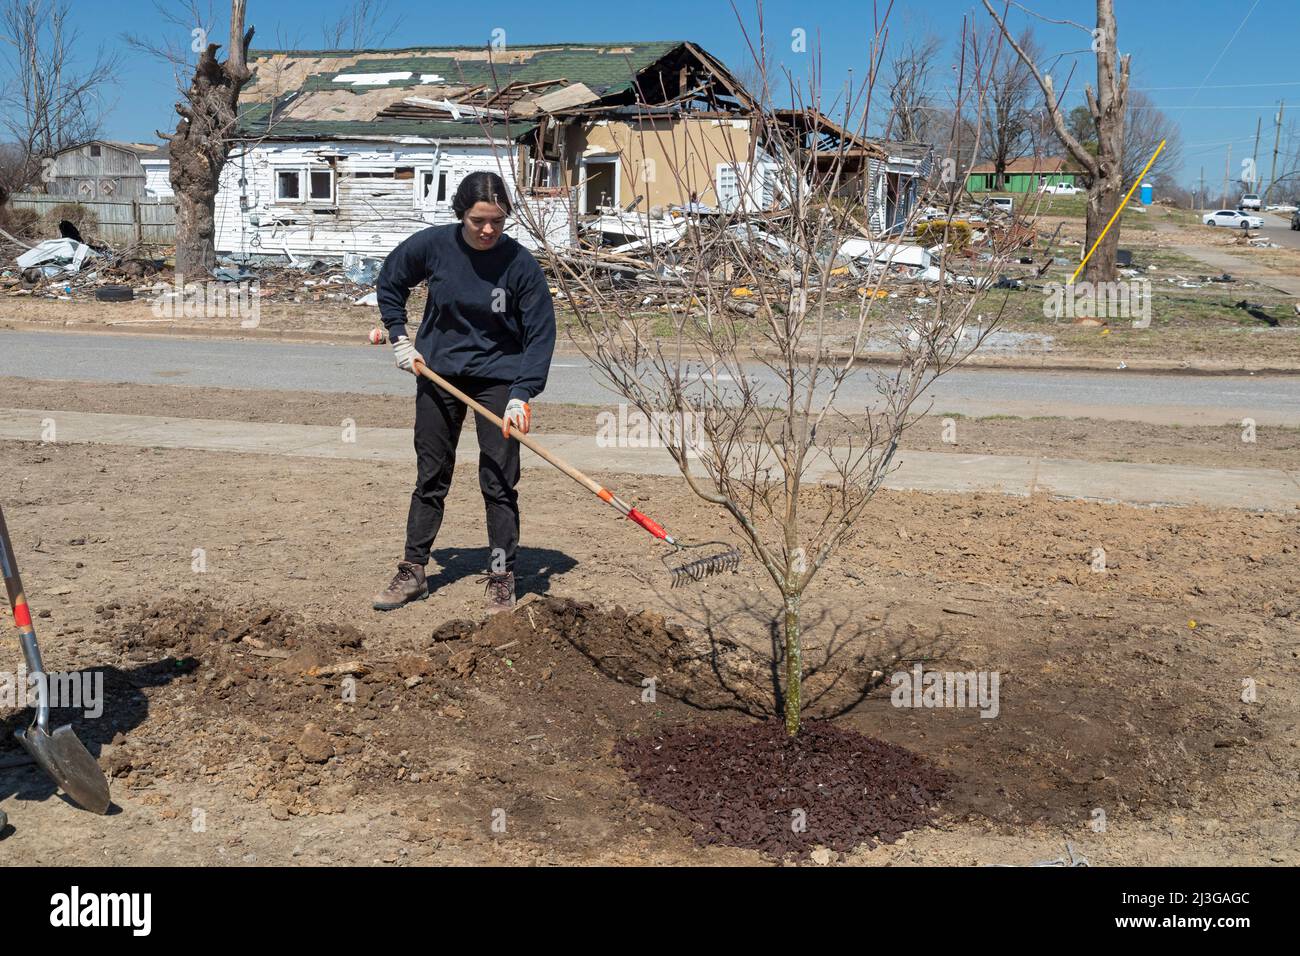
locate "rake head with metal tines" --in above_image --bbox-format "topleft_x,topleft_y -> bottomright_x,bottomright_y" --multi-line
666,545 -> 742,587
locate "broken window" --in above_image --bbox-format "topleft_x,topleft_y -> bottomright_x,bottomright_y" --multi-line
309,169 -> 334,202
275,169 -> 303,202
417,169 -> 449,206
531,159 -> 561,189
89,144 -> 101,158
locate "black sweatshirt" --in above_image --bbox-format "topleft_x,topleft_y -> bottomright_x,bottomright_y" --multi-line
376,223 -> 557,402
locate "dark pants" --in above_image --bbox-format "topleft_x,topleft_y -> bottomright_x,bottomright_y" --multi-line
404,375 -> 520,572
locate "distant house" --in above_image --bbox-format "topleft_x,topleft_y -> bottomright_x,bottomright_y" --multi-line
763,112 -> 935,235
43,140 -> 170,201
216,41 -> 774,259
966,156 -> 1081,193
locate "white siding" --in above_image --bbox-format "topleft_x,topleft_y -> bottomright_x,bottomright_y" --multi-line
142,161 -> 173,199
214,140 -> 572,259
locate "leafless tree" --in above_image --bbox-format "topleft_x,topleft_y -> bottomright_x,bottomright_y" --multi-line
506,8 -> 1014,736
974,26 -> 1040,188
0,0 -> 119,183
1122,89 -> 1180,187
884,34 -> 943,143
984,0 -> 1129,283
320,0 -> 404,50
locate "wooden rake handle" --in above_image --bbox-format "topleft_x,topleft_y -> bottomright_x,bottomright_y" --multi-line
412,361 -> 675,545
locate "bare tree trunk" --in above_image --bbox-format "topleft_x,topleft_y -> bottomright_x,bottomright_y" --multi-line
174,186 -> 219,275
1086,154 -> 1124,284
783,592 -> 801,736
165,1 -> 253,276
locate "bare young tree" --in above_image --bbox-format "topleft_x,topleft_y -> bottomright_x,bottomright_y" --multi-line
0,0 -> 119,177
984,0 -> 1130,283
508,11 -> 1013,736
320,0 -> 404,50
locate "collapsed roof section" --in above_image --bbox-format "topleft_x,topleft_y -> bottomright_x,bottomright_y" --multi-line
235,41 -> 756,143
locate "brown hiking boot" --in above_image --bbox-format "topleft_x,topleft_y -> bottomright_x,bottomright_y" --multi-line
372,561 -> 429,611
483,571 -> 515,614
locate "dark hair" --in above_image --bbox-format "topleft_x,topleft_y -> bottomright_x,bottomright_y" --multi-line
452,171 -> 513,219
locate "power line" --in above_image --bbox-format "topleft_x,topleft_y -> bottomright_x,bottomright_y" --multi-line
1187,0 -> 1261,105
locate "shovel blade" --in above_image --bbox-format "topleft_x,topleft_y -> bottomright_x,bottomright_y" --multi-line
16,724 -> 111,815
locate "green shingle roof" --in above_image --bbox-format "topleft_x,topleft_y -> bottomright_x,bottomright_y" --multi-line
237,101 -> 538,140
238,41 -> 685,140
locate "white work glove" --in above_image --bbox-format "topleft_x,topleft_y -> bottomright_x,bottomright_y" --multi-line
392,335 -> 419,374
502,398 -> 531,438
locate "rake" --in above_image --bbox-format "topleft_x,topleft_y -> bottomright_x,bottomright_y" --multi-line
414,363 -> 741,585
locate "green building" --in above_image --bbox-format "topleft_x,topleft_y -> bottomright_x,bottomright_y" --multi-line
966,156 -> 1082,193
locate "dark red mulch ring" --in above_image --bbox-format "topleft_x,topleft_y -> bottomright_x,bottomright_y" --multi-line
617,721 -> 951,859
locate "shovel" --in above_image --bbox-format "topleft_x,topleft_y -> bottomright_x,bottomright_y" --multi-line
0,503 -> 111,814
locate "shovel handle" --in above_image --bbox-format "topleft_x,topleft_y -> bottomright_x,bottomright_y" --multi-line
0,503 -> 49,731
0,504 -> 35,634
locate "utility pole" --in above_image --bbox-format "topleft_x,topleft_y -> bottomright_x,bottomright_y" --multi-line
1253,116 -> 1262,189
1199,166 -> 1205,211
1223,144 -> 1232,208
1268,100 -> 1285,201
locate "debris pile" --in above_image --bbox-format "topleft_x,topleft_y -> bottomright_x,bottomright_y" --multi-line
541,197 -> 1044,317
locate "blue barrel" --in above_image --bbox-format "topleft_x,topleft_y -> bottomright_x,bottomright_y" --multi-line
1140,182 -> 1153,204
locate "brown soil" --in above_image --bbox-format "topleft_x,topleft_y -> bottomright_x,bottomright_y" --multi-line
1,438 -> 1297,865
3,376 -> 1296,470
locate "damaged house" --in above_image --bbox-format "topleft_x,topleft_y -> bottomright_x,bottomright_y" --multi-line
766,110 -> 935,233
215,40 -> 781,259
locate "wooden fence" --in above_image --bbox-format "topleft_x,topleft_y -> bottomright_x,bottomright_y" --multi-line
6,193 -> 176,246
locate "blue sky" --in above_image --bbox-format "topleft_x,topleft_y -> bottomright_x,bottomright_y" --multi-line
69,0 -> 1300,187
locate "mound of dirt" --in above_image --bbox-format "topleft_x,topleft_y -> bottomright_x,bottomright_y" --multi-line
617,721 -> 951,858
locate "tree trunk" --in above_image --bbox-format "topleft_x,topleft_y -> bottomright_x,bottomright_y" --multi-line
783,592 -> 802,736
174,187 -> 219,277
166,3 -> 253,277
1083,175 -> 1122,283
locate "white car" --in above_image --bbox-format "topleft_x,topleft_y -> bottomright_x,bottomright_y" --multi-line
1203,209 -> 1263,229
1238,193 -> 1262,211
1040,182 -> 1083,195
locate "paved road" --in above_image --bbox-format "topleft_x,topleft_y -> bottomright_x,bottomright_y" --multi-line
1196,210 -> 1297,249
1,329 -> 1298,426
1257,211 -> 1300,251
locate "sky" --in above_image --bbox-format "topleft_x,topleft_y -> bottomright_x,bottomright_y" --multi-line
57,0 -> 1300,188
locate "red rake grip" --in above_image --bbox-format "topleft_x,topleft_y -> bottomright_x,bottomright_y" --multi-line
626,508 -> 669,541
